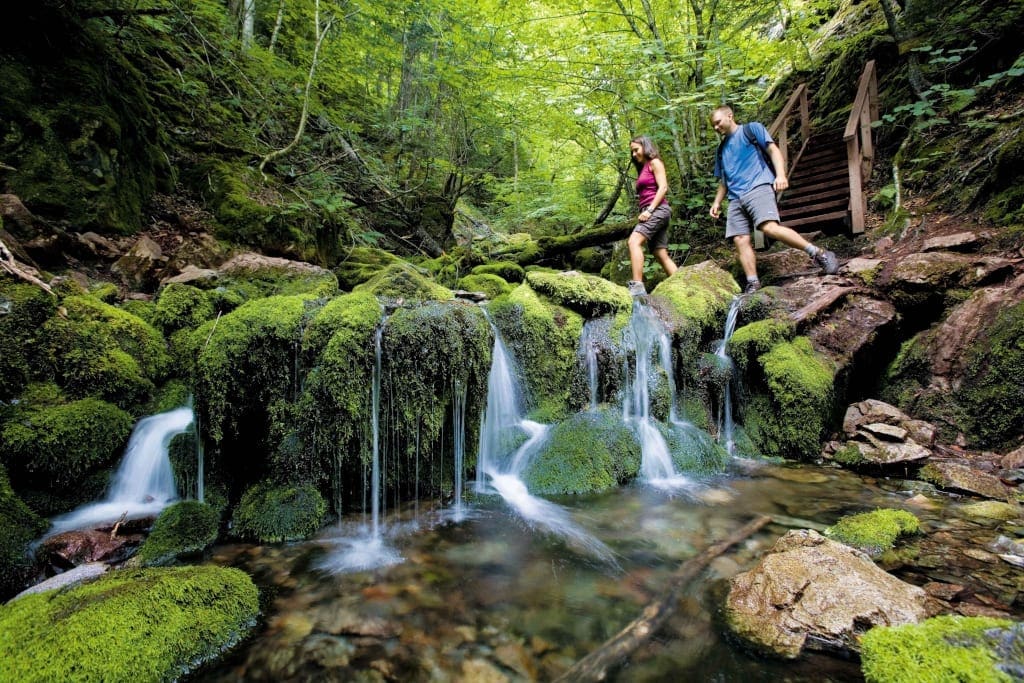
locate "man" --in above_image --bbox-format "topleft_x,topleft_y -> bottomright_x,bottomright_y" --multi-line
709,105 -> 838,294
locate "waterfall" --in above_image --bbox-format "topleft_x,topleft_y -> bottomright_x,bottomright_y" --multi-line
623,300 -> 690,488
48,406 -> 194,535
477,314 -> 616,565
451,378 -> 467,520
717,296 -> 743,455
319,315 -> 402,574
580,319 -> 601,411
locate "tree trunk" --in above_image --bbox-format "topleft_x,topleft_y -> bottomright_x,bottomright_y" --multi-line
268,0 -> 285,53
491,221 -> 635,266
240,0 -> 256,48
593,166 -> 628,226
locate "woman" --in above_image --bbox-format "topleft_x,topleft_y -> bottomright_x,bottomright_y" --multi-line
627,136 -> 678,297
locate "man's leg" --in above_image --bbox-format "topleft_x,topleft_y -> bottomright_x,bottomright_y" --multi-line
652,248 -> 677,277
628,231 -> 648,282
733,234 -> 758,281
760,220 -> 839,274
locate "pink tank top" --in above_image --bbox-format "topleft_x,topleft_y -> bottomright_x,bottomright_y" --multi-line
636,162 -> 659,206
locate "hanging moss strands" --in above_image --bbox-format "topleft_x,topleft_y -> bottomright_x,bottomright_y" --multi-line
231,481 -> 326,543
0,566 -> 259,683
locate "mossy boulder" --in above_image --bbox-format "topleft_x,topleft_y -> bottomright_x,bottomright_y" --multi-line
45,294 -> 171,408
727,317 -> 795,375
825,508 -> 921,557
152,282 -> 217,334
0,566 -> 259,682
524,269 -> 631,319
472,261 -> 525,283
231,481 -> 326,543
523,409 -> 640,494
489,283 -> 584,415
190,159 -> 278,246
663,422 -> 730,475
457,273 -> 513,300
0,388 -> 133,491
741,336 -> 836,459
133,500 -> 219,567
860,615 -> 1019,683
355,262 -> 453,302
0,279 -> 57,400
0,465 -> 48,600
334,246 -> 404,290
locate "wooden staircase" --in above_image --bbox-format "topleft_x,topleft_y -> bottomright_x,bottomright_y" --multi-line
755,61 -> 880,249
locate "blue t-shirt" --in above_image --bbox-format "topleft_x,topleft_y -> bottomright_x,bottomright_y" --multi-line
713,122 -> 776,200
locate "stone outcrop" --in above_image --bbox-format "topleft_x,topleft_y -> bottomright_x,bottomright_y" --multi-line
725,529 -> 932,658
823,399 -> 935,465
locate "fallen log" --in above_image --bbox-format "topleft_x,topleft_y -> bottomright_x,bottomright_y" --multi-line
555,514 -> 773,683
491,220 -> 633,266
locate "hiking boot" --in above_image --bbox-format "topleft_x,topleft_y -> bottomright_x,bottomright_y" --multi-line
743,279 -> 761,295
813,249 -> 839,275
627,280 -> 647,297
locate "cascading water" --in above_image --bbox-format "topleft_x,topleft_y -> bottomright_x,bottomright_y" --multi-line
450,378 -> 467,520
580,319 -> 602,411
477,315 -> 616,564
48,406 -> 194,535
623,300 -> 691,489
319,316 -> 402,573
716,296 -> 743,455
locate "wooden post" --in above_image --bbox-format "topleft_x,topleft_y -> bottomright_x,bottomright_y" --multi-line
799,87 -> 810,141
847,135 -> 865,233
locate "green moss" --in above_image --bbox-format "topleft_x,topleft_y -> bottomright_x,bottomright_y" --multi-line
133,500 -> 219,567
152,283 -> 217,334
918,463 -> 945,487
825,508 -> 921,556
45,294 -> 171,408
743,336 -> 835,459
232,481 -> 326,543
472,261 -> 525,283
0,279 -> 58,399
860,615 -> 1016,683
334,247 -> 403,290
525,270 -> 630,318
184,294 -> 308,445
457,273 -> 513,300
960,501 -> 1021,522
489,284 -> 584,412
0,464 -> 47,600
523,408 -> 640,494
354,262 -> 453,302
191,159 -> 276,245
0,566 -> 259,682
0,393 -> 133,491
832,442 -> 867,466
727,317 -> 795,375
148,379 -> 192,415
663,422 -> 730,475
89,283 -> 119,303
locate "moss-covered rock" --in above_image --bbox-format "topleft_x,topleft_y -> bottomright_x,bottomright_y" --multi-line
489,283 -> 584,415
741,336 -> 835,459
825,508 -> 921,557
0,565 -> 259,682
354,262 -> 453,302
334,246 -> 404,290
456,273 -> 513,300
663,421 -> 730,475
523,409 -> 640,494
231,481 -> 326,543
152,282 -> 217,334
727,317 -> 796,376
133,500 -> 219,567
0,464 -> 47,600
45,294 -> 171,408
0,389 -> 133,491
524,269 -> 631,319
472,261 -> 525,283
860,615 -> 1018,683
0,278 -> 57,400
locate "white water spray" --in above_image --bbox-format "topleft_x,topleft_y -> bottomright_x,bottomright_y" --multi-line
49,406 -> 194,535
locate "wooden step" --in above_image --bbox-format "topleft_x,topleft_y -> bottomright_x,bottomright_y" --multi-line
782,210 -> 849,228
790,165 -> 848,184
780,198 -> 849,219
784,175 -> 849,196
780,185 -> 849,208
799,147 -> 846,164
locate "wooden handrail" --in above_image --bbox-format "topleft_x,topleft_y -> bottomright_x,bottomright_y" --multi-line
767,83 -> 810,176
843,60 -> 879,234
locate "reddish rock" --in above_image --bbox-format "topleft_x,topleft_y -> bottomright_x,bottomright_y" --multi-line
40,529 -> 144,568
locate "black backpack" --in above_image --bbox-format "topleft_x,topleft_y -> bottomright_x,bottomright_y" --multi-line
716,123 -> 774,187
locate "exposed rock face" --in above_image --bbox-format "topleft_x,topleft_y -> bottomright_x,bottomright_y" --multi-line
39,529 -> 145,568
923,462 -> 1011,500
824,399 -> 935,465
111,235 -> 166,290
725,529 -> 931,659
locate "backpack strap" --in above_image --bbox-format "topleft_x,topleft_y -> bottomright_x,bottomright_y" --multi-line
743,124 -> 775,176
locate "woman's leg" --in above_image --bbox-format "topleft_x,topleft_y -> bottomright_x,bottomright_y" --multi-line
652,248 -> 677,276
628,231 -> 647,282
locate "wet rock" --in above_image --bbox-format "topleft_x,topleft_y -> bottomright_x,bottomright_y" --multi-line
888,252 -> 1013,289
725,529 -> 931,659
39,529 -> 144,568
494,641 -> 537,680
844,257 -> 884,275
862,422 -> 908,441
923,582 -> 965,601
924,462 -> 1011,500
1001,445 -> 1024,471
459,658 -> 509,683
161,264 -> 220,286
960,501 -> 1021,522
